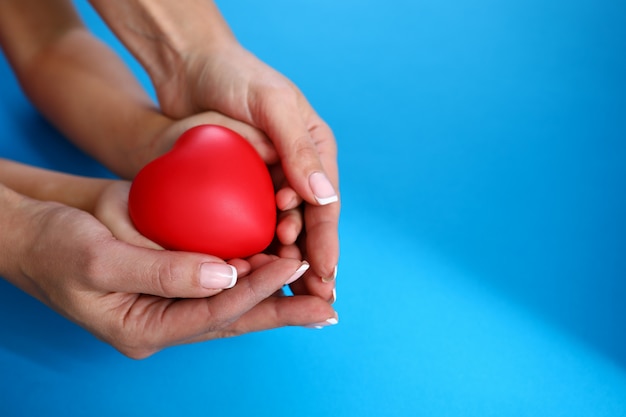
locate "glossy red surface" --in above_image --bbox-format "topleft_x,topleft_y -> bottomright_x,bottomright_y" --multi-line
129,124 -> 276,259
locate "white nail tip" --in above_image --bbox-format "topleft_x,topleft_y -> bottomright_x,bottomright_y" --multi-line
286,262 -> 310,285
314,194 -> 339,205
226,265 -> 238,289
304,316 -> 339,329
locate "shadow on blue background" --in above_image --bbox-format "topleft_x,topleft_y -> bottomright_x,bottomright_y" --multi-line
1,0 -> 625,416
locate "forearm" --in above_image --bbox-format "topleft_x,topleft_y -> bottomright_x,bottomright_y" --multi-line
88,0 -> 237,90
0,0 -> 81,70
0,158 -> 113,214
0,0 -> 172,178
17,28 -> 171,178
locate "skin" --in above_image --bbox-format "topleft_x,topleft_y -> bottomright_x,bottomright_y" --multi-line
0,0 -> 338,358
0,181 -> 336,359
5,0 -> 339,299
87,0 -> 341,297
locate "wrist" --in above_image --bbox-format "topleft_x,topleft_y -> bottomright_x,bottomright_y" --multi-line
0,185 -> 41,288
0,159 -> 115,214
89,0 -> 237,86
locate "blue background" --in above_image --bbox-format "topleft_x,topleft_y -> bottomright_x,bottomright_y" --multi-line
1,0 -> 625,415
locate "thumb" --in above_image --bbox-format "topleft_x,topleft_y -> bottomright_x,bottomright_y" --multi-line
92,241 -> 238,298
263,104 -> 338,207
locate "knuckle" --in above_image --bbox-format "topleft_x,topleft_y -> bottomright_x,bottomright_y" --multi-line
153,258 -> 184,298
253,82 -> 300,120
261,81 -> 298,104
201,303 -> 231,333
79,242 -> 110,289
289,136 -> 320,166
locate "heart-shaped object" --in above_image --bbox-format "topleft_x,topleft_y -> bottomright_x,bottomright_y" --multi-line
128,124 -> 276,259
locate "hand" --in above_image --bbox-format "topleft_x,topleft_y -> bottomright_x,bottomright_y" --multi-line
93,180 -> 162,249
92,178 -> 271,278
86,0 -> 339,299
146,110 -> 280,170
7,195 -> 337,358
155,45 -> 340,300
140,112 -> 294,266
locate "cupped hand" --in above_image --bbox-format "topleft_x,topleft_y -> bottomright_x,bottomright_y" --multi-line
146,110 -> 337,302
15,196 -> 337,358
93,179 -> 255,278
154,44 -> 340,299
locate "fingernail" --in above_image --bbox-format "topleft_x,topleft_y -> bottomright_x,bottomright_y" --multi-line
305,315 -> 339,329
309,172 -> 338,205
322,265 -> 338,283
329,288 -> 337,304
200,263 -> 237,289
286,262 -> 310,285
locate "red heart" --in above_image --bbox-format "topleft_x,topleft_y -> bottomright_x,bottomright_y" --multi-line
128,124 -> 276,259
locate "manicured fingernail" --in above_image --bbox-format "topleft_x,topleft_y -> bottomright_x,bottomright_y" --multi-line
305,316 -> 339,329
309,172 -> 338,205
329,288 -> 337,304
286,262 -> 310,285
322,265 -> 338,283
200,263 -> 237,289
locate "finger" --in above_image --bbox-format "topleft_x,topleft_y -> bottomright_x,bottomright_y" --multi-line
94,182 -> 165,250
158,111 -> 279,164
246,253 -> 280,269
276,207 -> 303,246
108,215 -> 164,251
299,120 -> 340,280
275,186 -> 302,211
147,258 -> 311,342
271,166 -> 303,211
304,201 -> 341,280
228,258 -> 252,277
258,94 -> 338,207
90,240 -> 238,298
289,267 -> 336,303
186,295 -> 338,343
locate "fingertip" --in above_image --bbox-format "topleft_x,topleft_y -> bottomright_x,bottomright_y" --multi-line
276,210 -> 302,246
229,258 -> 251,277
309,172 -> 338,206
276,187 -> 302,211
200,262 -> 238,289
285,261 -> 310,285
246,253 -> 280,270
289,268 -> 335,301
321,265 -> 338,283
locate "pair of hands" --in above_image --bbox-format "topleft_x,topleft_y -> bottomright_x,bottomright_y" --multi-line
22,42 -> 339,358
151,43 -> 340,282
17,186 -> 335,359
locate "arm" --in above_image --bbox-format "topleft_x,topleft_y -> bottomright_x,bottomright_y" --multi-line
0,0 -> 170,178
88,0 -> 341,290
0,158 -> 112,213
0,0 -> 270,179
0,0 -> 298,253
87,0 -> 236,94
87,0 -> 338,206
0,0 -> 338,358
